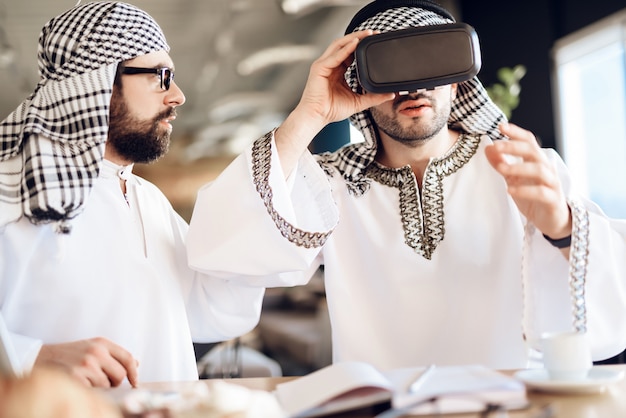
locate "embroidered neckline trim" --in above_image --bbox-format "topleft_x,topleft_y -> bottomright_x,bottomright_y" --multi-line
363,133 -> 481,259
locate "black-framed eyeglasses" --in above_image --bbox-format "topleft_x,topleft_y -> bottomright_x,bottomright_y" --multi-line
122,67 -> 175,91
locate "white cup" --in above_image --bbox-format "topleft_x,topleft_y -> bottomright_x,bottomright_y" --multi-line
541,331 -> 592,381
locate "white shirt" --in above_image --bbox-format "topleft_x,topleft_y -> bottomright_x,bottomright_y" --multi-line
188,133 -> 626,371
0,158 -> 265,383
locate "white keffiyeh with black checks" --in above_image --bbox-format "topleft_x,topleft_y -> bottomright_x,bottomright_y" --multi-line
319,3 -> 507,196
0,1 -> 169,233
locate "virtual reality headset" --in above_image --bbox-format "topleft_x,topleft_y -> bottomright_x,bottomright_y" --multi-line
354,23 -> 481,94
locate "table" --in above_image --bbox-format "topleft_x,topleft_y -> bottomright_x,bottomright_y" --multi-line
130,365 -> 626,417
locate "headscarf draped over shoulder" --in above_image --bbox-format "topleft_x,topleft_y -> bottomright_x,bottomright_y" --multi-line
0,1 -> 169,233
325,0 -> 506,195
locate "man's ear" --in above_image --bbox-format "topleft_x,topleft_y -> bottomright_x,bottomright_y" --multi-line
451,83 -> 458,101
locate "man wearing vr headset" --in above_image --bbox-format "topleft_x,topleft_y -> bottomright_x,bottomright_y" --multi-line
188,0 -> 626,370
0,2 -> 269,387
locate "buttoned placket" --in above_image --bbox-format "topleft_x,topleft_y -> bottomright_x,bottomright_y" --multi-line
103,160 -> 148,257
117,166 -> 132,206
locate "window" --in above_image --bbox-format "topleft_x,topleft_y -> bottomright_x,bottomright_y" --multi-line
552,8 -> 626,218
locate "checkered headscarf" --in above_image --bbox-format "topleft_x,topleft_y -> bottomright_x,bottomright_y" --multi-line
326,0 -> 506,195
0,1 -> 169,233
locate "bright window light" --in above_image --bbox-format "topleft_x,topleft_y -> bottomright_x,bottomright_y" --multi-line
552,9 -> 626,218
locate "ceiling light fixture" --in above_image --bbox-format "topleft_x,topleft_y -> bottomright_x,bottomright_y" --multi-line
280,0 -> 367,16
237,44 -> 319,76
207,92 -> 279,123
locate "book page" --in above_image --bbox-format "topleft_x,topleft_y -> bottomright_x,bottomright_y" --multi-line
387,365 -> 528,415
274,361 -> 393,417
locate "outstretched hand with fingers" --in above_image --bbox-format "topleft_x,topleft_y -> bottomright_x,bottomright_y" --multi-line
485,123 -> 572,241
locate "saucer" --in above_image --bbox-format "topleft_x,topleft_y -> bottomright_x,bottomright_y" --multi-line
514,367 -> 625,394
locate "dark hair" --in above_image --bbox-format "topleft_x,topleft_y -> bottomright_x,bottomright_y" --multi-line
345,0 -> 455,34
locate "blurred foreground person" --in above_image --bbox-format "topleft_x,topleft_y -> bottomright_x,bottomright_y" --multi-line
0,368 -> 121,418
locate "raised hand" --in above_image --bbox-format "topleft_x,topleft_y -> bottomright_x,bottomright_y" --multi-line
275,30 -> 394,176
485,123 -> 572,242
34,337 -> 139,388
296,30 -> 395,127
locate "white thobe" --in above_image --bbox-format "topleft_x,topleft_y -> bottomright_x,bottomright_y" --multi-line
0,159 -> 265,383
188,133 -> 626,371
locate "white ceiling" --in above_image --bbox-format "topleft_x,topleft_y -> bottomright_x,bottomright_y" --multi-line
0,0 -> 459,159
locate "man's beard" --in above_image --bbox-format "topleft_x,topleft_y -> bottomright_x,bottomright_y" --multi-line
107,92 -> 175,164
370,93 -> 450,147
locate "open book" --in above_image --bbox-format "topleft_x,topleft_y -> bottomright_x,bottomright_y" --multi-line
274,362 -> 528,417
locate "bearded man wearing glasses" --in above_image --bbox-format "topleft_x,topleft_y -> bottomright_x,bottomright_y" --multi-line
0,2 -> 268,388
